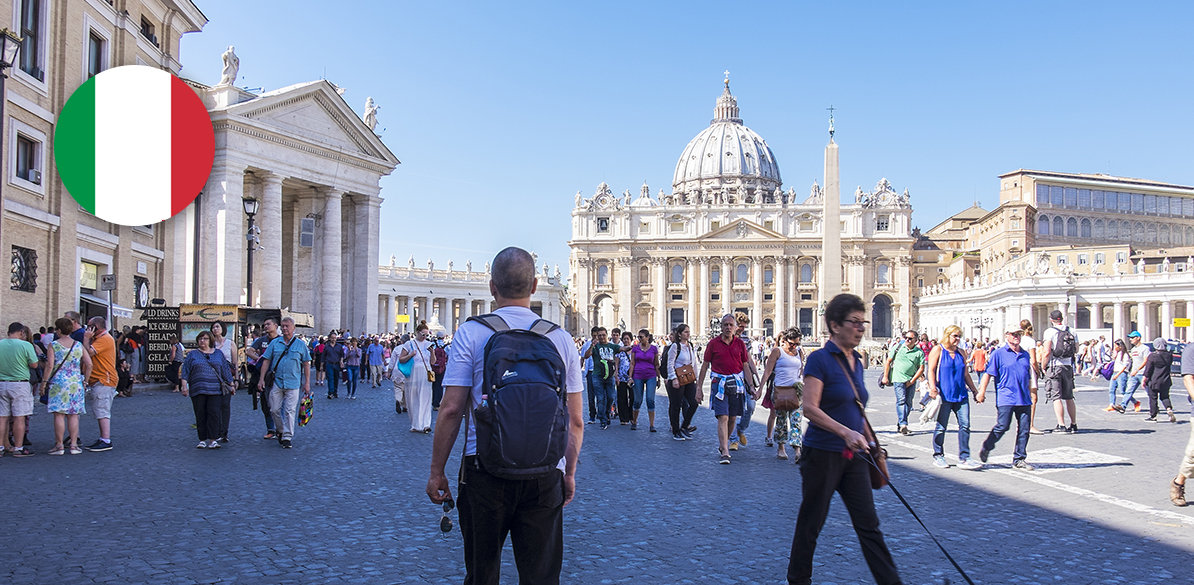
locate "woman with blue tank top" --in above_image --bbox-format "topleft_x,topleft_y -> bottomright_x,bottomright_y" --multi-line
927,324 -> 981,470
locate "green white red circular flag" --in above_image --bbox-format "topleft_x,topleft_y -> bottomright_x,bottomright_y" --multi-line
55,65 -> 214,226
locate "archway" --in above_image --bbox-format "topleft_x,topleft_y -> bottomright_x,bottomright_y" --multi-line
871,295 -> 893,339
591,294 -> 616,329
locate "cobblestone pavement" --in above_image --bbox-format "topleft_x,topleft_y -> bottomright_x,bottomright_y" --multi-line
3,369 -> 1192,584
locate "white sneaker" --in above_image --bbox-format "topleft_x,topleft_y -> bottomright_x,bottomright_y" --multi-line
207,440 -> 221,449
932,455 -> 950,468
196,441 -> 207,449
958,458 -> 982,470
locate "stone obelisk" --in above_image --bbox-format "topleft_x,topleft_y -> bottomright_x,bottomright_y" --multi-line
819,112 -> 842,319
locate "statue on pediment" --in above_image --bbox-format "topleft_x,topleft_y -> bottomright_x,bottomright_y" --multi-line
408,255 -> 415,269
218,45 -> 239,86
428,258 -> 434,271
485,261 -> 491,273
1137,258 -> 1146,274
806,181 -> 823,205
466,260 -> 473,273
363,97 -> 380,131
623,190 -> 632,206
855,185 -> 865,204
1162,257 -> 1171,273
448,260 -> 454,273
575,191 -> 583,207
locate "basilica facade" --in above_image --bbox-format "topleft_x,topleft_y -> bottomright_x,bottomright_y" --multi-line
568,80 -> 916,341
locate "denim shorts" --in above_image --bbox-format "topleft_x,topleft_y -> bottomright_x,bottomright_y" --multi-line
710,390 -> 744,417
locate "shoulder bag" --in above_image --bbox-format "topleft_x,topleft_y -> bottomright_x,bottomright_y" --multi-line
201,351 -> 236,396
833,353 -> 889,489
416,341 -> 435,383
263,337 -> 296,391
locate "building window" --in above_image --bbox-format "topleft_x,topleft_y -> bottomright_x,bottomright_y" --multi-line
1095,253 -> 1105,264
140,16 -> 159,47
15,134 -> 41,184
596,217 -> 609,233
1131,193 -> 1144,213
710,221 -> 720,231
1035,184 -> 1048,205
1052,216 -> 1063,236
299,217 -> 315,247
917,277 -> 924,288
1160,225 -> 1171,245
87,31 -> 106,77
1094,219 -> 1104,239
1080,218 -> 1091,238
596,265 -> 609,285
764,293 -> 773,301
18,0 -> 44,81
639,221 -> 651,235
670,264 -> 684,284
1011,239 -> 1019,248
799,263 -> 813,283
763,266 -> 773,284
1037,215 -> 1050,235
1057,255 -> 1068,265
876,264 -> 890,284
799,220 -> 814,232
1092,190 -> 1105,209
670,221 -> 685,233
1078,189 -> 1090,208
1144,194 -> 1156,214
1078,254 -> 1088,265
711,293 -> 720,301
1118,192 -> 1131,212
1065,217 -> 1078,237
711,267 -> 720,285
639,265 -> 649,285
1064,188 -> 1078,207
1116,252 -> 1127,263
1159,196 -> 1170,216
735,263 -> 749,283
1051,186 -> 1064,206
10,246 -> 37,292
876,215 -> 890,231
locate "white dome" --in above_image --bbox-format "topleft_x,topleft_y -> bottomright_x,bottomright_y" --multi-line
672,82 -> 781,194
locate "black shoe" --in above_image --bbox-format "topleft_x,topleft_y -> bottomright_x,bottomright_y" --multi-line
684,425 -> 697,433
280,439 -> 292,448
672,432 -> 686,441
649,426 -> 657,433
217,437 -> 229,444
600,423 -> 609,430
1067,424 -> 1078,434
1144,416 -> 1157,422
1048,425 -> 1066,434
327,394 -> 333,399
85,439 -> 112,452
979,448 -> 989,463
680,428 -> 693,439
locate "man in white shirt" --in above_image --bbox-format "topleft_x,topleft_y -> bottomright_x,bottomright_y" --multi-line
1040,310 -> 1078,433
1117,331 -> 1149,412
427,247 -> 585,585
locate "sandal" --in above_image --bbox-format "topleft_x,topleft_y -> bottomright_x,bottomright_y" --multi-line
263,432 -> 277,440
48,446 -> 65,456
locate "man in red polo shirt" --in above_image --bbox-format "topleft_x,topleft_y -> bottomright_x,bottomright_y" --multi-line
697,314 -> 752,464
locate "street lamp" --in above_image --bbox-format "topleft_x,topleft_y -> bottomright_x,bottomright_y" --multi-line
970,310 -> 993,341
242,195 -> 260,307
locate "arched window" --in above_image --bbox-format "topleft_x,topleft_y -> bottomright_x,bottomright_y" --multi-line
1160,225 -> 1171,245
1080,219 -> 1091,238
1037,215 -> 1050,235
597,264 -> 610,285
670,264 -> 684,284
1134,222 -> 1145,242
763,266 -> 774,284
1147,223 -> 1158,243
1187,227 -> 1194,246
638,265 -> 649,285
1093,219 -> 1104,239
871,295 -> 893,338
1107,220 -> 1118,240
735,263 -> 749,283
876,264 -> 890,284
1052,216 -> 1063,236
1066,218 -> 1078,237
799,263 -> 813,283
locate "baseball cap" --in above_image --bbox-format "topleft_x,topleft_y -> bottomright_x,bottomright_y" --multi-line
1005,326 -> 1023,335
1127,331 -> 1141,338
1049,310 -> 1063,321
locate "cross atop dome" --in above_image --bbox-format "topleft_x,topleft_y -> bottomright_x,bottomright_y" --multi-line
723,69 -> 730,88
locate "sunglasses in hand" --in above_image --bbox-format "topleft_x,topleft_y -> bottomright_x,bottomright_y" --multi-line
440,498 -> 455,535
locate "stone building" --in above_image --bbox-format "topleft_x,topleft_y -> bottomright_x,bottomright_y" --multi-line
2,0 -> 206,329
568,79 -> 916,340
376,256 -> 566,335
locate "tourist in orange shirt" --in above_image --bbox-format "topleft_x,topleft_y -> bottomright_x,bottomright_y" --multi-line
969,344 -> 989,375
82,317 -> 117,452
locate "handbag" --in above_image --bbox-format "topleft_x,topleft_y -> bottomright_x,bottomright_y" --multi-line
1098,361 -> 1114,380
675,364 -> 696,386
416,341 -> 436,382
833,354 -> 889,490
201,352 -> 236,396
773,383 -> 801,411
263,337 -> 296,391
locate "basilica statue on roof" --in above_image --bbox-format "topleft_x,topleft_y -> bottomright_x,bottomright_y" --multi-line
568,76 -> 916,340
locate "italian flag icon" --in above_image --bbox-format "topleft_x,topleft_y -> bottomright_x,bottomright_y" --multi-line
54,65 -> 215,226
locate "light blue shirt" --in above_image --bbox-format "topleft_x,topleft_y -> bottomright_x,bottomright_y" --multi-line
262,335 -> 312,389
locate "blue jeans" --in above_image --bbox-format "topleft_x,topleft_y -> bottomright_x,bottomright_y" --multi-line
736,393 -> 756,434
983,405 -> 1031,462
893,381 -> 915,427
632,377 -> 657,411
326,364 -> 342,396
584,371 -> 596,421
1108,372 -> 1128,405
345,365 -> 359,397
932,400 -> 971,460
588,372 -> 616,425
1120,374 -> 1144,407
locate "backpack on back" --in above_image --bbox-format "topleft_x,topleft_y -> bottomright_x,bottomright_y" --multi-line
1053,326 -> 1078,360
657,343 -> 675,379
468,314 -> 569,480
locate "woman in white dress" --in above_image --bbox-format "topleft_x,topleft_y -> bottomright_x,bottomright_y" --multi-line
398,322 -> 434,433
1019,319 -> 1044,435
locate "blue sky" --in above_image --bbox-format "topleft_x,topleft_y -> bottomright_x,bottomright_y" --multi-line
181,1 -> 1194,273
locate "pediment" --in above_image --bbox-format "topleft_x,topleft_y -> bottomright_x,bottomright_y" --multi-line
700,219 -> 783,241
227,82 -> 396,164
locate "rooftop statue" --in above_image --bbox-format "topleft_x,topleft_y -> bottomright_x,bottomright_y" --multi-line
363,97 -> 380,131
218,45 -> 239,86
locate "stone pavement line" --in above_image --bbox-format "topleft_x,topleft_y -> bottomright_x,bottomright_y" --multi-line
880,433 -> 1194,527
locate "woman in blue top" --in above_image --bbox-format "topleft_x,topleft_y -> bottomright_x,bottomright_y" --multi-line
181,331 -> 235,449
787,294 -> 902,585
927,325 -> 981,470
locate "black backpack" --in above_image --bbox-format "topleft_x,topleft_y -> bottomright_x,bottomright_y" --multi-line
657,343 -> 675,379
468,314 -> 569,480
1053,326 -> 1078,360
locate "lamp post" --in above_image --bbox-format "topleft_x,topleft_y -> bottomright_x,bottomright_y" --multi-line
970,310 -> 993,342
0,29 -> 22,246
242,195 -> 260,307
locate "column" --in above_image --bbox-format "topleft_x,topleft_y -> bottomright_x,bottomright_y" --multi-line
198,164 -> 245,303
687,259 -> 698,335
1136,301 -> 1148,339
699,258 -> 710,338
616,259 -> 634,331
390,295 -> 400,332
720,257 -> 731,317
751,257 -> 764,334
1161,300 -> 1173,340
407,297 -> 417,333
258,172 -> 284,308
377,296 -> 388,334
576,259 -> 591,333
1112,301 -> 1124,341
774,257 -> 786,333
653,259 -> 667,335
1090,302 -> 1102,329
319,188 -> 343,331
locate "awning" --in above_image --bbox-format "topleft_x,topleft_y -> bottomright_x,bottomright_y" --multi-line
79,293 -> 135,319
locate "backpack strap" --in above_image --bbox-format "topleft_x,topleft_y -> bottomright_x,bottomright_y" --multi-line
529,319 -> 559,336
467,313 -> 511,333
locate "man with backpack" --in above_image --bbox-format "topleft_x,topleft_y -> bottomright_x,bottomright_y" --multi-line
1040,310 -> 1078,434
427,247 -> 585,585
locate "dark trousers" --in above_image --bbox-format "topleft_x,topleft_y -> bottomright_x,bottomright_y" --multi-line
248,364 -> 275,432
432,376 -> 444,409
982,405 -> 1031,462
1146,383 -> 1173,417
326,364 -> 341,396
191,394 -> 222,441
166,362 -> 182,388
616,381 -> 633,423
458,457 -> 564,585
666,380 -> 698,432
585,374 -> 597,421
787,447 -> 902,585
217,393 -> 232,440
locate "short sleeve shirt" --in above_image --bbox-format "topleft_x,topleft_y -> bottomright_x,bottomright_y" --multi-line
442,306 -> 583,467
1128,343 -> 1150,373
886,344 -> 923,383
984,344 -> 1032,406
1042,326 -> 1074,367
88,333 -> 118,387
0,338 -> 38,381
802,340 -> 868,453
262,336 -> 312,389
703,336 -> 749,376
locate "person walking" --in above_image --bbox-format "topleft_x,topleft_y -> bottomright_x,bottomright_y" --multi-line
786,294 -> 902,585
323,332 -> 345,399
430,334 -> 448,408
664,323 -> 699,440
760,327 -> 805,461
398,322 -> 434,433
180,331 -> 235,449
1142,337 -> 1177,423
927,325 -> 982,470
614,331 -> 634,425
1,322 -> 42,457
209,321 -> 236,443
367,337 -> 386,388
245,318 -> 280,439
583,327 -> 619,430
387,336 -> 408,414
1104,340 -> 1131,411
977,326 -> 1036,470
1039,310 -> 1078,433
256,317 -> 312,448
313,336 -> 326,386
1170,341 -> 1194,506
881,330 -> 925,436
696,314 -> 751,464
343,338 -> 362,399
1019,320 -> 1045,435
629,329 -> 660,432
39,318 -> 92,455
1116,331 -> 1149,412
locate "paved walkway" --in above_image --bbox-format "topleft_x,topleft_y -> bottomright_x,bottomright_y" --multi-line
2,370 -> 1191,584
